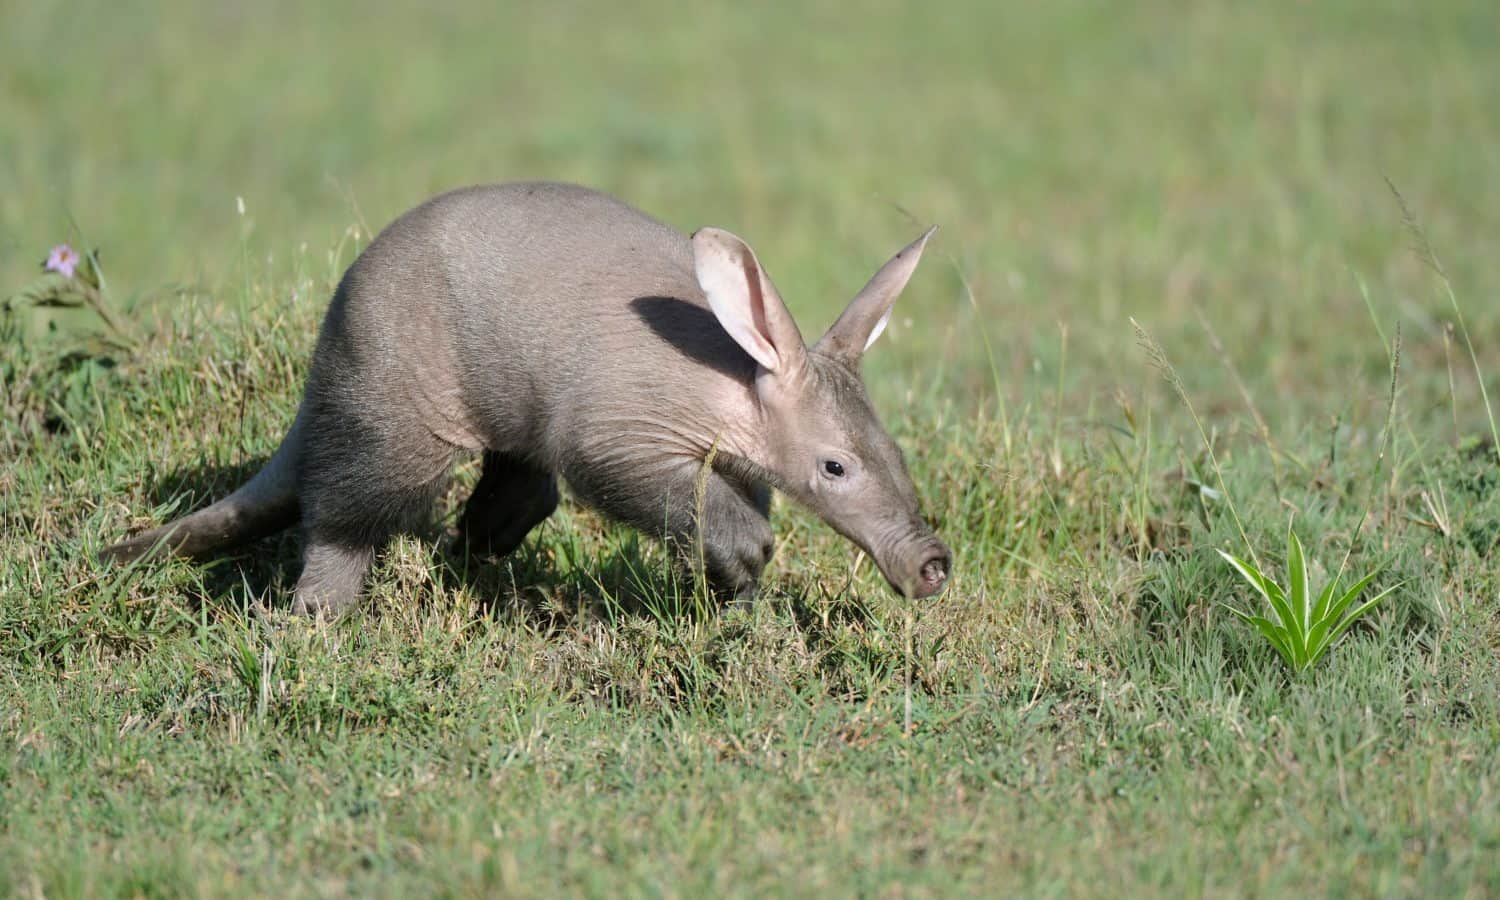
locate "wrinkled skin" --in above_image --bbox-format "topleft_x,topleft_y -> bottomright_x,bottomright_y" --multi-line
102,183 -> 950,615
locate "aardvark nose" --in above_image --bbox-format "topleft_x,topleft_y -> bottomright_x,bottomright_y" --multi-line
909,545 -> 951,599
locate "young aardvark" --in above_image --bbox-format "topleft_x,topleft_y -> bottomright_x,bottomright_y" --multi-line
103,183 -> 951,615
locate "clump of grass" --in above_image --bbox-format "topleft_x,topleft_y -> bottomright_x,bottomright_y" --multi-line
1218,528 -> 1396,672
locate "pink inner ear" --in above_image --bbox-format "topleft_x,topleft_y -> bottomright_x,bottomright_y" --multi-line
738,251 -> 771,346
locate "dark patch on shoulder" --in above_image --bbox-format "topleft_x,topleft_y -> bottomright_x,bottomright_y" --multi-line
629,295 -> 755,381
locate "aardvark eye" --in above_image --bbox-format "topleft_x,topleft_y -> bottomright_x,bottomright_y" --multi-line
823,460 -> 846,478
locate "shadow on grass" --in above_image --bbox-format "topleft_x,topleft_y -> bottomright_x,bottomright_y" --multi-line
115,452 -> 302,614
430,530 -> 714,631
119,456 -> 773,631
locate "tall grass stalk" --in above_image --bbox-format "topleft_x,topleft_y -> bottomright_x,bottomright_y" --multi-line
1195,307 -> 1291,498
1330,326 -> 1402,588
1386,177 -> 1499,462
1130,318 -> 1258,567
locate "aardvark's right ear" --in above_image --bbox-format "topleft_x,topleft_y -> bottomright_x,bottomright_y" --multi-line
693,228 -> 807,377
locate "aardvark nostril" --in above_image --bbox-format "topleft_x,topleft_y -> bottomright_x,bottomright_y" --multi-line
914,549 -> 950,597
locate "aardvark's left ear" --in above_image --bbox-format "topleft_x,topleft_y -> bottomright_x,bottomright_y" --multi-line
815,225 -> 938,363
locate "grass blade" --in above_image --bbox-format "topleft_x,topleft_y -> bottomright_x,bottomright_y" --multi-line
1325,585 -> 1398,646
1227,608 -> 1296,667
1322,569 -> 1384,629
1217,550 -> 1271,603
1311,577 -> 1338,627
1287,528 -> 1310,632
1219,549 -> 1304,662
1305,578 -> 1343,660
1261,579 -> 1304,663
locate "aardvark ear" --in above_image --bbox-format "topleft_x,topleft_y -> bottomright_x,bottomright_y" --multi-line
693,227 -> 807,377
816,225 -> 937,364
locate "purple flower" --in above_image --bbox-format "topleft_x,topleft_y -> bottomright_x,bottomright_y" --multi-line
45,244 -> 79,278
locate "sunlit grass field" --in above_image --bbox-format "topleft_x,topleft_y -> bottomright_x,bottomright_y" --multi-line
3,1 -> 1499,895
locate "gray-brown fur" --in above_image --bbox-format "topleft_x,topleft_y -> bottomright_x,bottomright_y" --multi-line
102,183 -> 949,615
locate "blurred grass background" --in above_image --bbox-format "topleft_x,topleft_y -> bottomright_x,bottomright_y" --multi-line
5,0 -> 1498,411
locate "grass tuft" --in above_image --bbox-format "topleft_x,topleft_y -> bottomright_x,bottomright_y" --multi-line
1219,528 -> 1397,672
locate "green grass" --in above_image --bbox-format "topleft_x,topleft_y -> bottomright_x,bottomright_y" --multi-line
4,0 -> 1500,895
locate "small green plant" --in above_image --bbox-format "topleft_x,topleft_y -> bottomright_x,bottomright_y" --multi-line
1219,529 -> 1395,673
